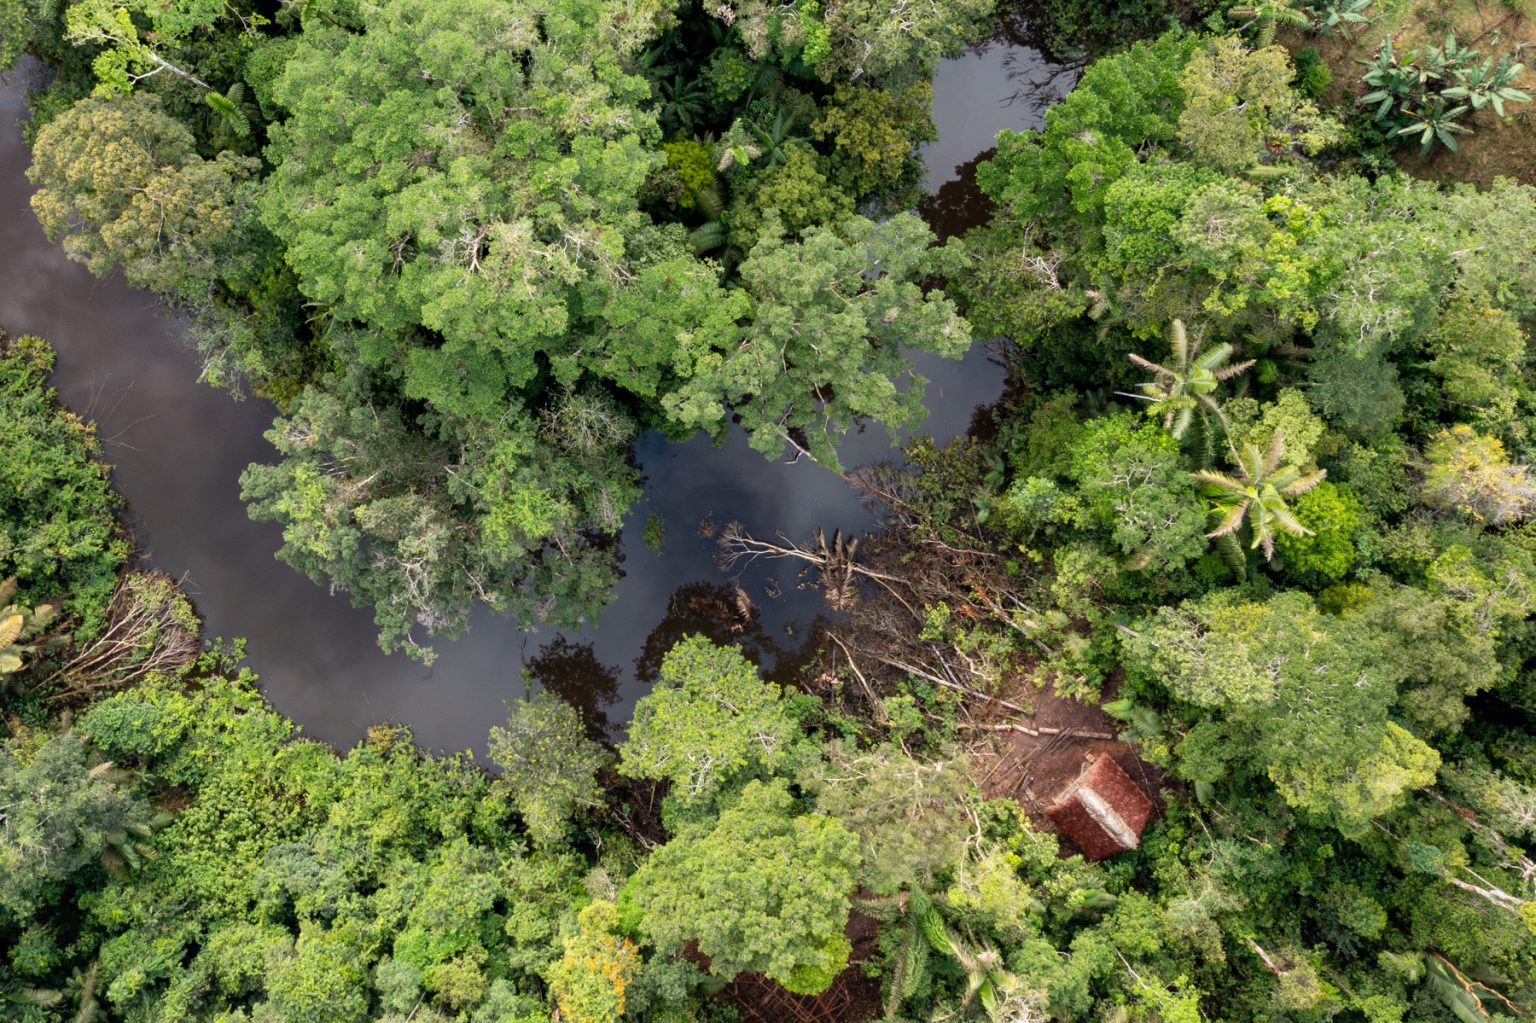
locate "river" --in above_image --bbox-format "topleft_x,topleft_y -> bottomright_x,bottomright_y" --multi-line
0,40 -> 1073,753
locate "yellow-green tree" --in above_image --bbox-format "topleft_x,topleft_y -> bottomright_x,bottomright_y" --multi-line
27,94 -> 257,304
545,901 -> 641,1023
1422,425 -> 1536,527
487,692 -> 607,846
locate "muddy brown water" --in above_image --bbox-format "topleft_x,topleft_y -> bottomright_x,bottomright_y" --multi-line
0,40 -> 1072,753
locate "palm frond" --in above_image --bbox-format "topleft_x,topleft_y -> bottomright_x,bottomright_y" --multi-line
1238,442 -> 1265,485
1171,403 -> 1195,439
1258,529 -> 1277,560
1169,318 -> 1189,367
1127,352 -> 1172,377
1213,532 -> 1248,579
1192,469 -> 1249,495
1280,468 -> 1327,498
1193,341 -> 1235,373
1268,502 -> 1313,537
1247,500 -> 1269,546
1207,499 -> 1249,538
1214,358 -> 1257,381
1262,428 -> 1287,477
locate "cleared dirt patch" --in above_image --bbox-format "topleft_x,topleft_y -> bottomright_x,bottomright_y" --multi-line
1287,0 -> 1536,186
965,677 -> 1166,855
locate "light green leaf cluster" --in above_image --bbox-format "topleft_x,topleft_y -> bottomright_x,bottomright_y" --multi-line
0,335 -> 126,638
487,692 -> 607,846
627,778 -> 859,994
28,94 -> 258,304
1129,590 -> 1440,835
713,213 -> 970,468
618,634 -> 797,801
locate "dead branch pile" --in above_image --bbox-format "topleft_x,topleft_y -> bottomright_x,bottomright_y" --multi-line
716,464 -> 1070,724
39,571 -> 200,702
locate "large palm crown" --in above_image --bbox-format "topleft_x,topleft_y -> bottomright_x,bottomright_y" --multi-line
1193,429 -> 1326,560
1128,319 -> 1255,440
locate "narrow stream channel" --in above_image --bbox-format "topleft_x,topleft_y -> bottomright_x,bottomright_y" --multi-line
0,40 -> 1073,753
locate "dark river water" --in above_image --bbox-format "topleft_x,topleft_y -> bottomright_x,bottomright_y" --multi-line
0,41 -> 1073,753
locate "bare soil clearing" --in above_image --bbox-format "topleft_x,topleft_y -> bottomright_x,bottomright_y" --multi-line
1289,0 -> 1536,186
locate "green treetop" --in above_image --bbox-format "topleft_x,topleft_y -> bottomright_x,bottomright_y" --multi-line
673,213 -> 971,468
28,94 -> 259,305
627,778 -> 860,994
259,0 -> 672,414
487,692 -> 608,846
618,635 -> 798,802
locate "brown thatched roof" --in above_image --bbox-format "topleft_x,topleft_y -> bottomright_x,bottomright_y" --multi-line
1045,753 -> 1156,860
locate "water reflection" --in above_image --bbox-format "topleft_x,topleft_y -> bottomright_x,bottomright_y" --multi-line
920,151 -> 997,243
523,637 -> 622,739
631,581 -> 824,689
918,40 -> 1079,196
0,36 -> 1068,754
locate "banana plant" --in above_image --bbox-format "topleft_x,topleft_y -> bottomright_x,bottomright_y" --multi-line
1394,96 -> 1471,153
0,576 -> 61,677
1298,0 -> 1372,36
1443,51 -> 1531,115
1360,36 -> 1418,119
1360,33 -> 1530,154
1192,429 -> 1326,561
1102,695 -> 1166,743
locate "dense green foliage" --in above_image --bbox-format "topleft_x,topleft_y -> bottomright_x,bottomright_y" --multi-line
17,0 -> 992,657
0,334 -> 125,639
11,1 -> 1536,1021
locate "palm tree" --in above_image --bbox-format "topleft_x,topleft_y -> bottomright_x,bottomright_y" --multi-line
5,959 -> 99,1023
1193,430 -> 1326,562
715,110 -> 808,174
918,902 -> 1043,1022
1230,0 -> 1311,46
654,71 -> 710,135
1126,319 -> 1254,448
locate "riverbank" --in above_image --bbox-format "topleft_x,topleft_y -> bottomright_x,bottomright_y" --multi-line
0,39 -> 1065,752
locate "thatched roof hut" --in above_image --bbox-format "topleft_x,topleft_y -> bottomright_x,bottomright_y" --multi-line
1046,753 -> 1156,860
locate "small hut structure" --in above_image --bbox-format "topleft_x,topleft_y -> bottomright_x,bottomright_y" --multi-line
1045,753 -> 1155,860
